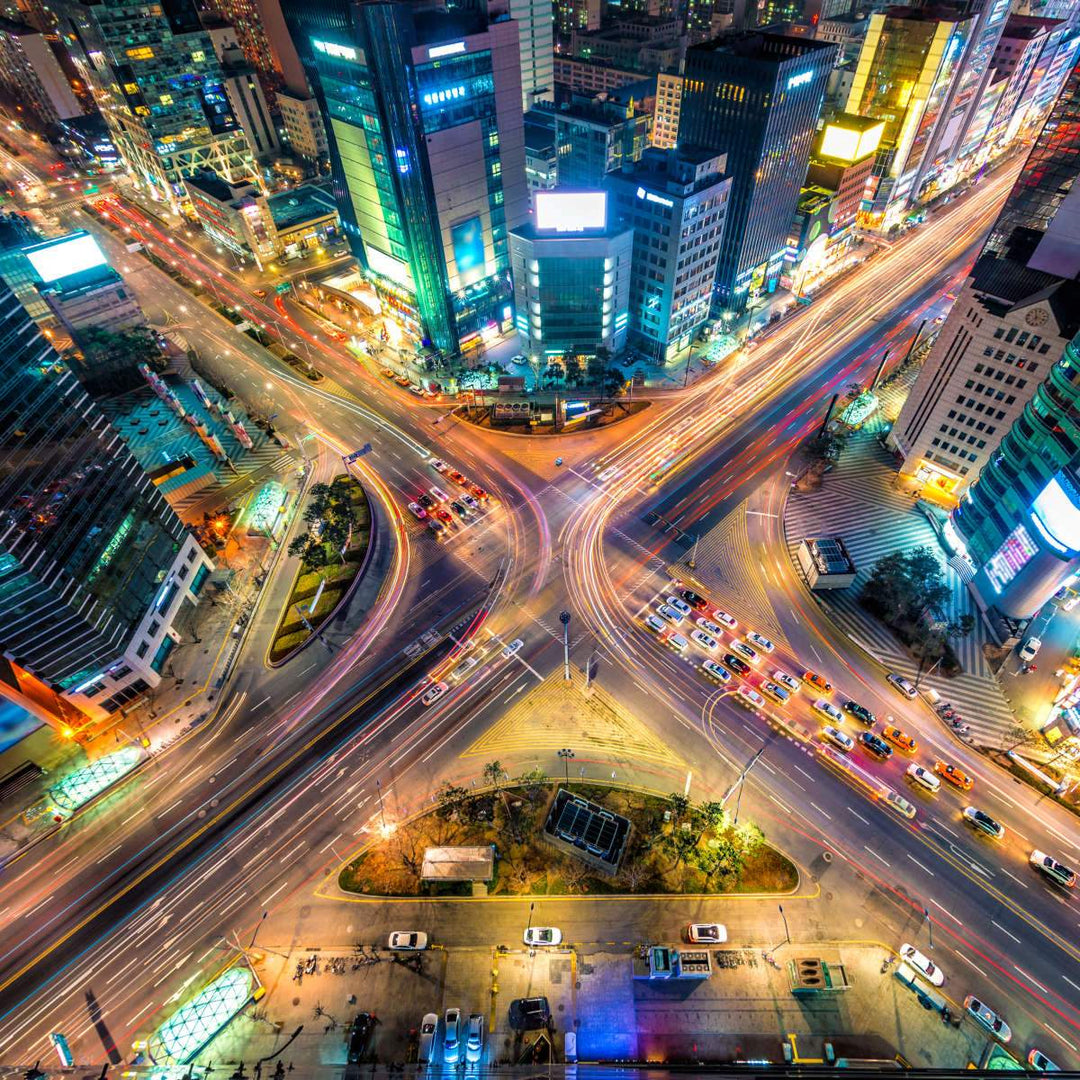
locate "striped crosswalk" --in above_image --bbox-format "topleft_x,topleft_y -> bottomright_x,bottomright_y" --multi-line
783,428 -> 1015,746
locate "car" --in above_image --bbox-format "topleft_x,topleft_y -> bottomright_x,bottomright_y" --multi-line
687,923 -> 727,944
508,997 -> 550,1031
887,673 -> 918,698
731,640 -> 759,663
450,500 -> 470,519
417,1013 -> 438,1064
657,603 -> 684,624
964,996 -> 1011,1043
388,931 -> 429,950
511,353 -> 526,365
700,659 -> 731,683
447,469 -> 467,485
381,367 -> 396,378
347,1013 -> 375,1064
842,700 -> 876,726
747,631 -> 774,653
906,763 -> 940,792
434,508 -> 454,525
645,614 -> 667,634
668,632 -> 689,653
417,493 -> 434,509
1028,1049 -> 1060,1071
761,681 -> 789,705
821,725 -> 854,752
407,501 -> 428,520
430,458 -> 449,473
736,686 -> 766,710
253,287 -> 268,298
1019,636 -> 1042,663
885,791 -> 917,819
395,375 -> 412,387
409,384 -> 425,396
465,1014 -> 484,1065
443,1008 -> 462,1063
470,485 -> 491,502
429,486 -> 450,503
962,806 -> 1005,839
696,616 -> 724,637
882,725 -> 917,752
804,671 -> 832,694
724,653 -> 751,676
1029,849 -> 1077,888
450,655 -> 479,681
680,589 -> 709,610
900,943 -> 944,986
524,926 -> 562,946
812,698 -> 843,724
668,596 -> 692,616
460,493 -> 480,510
422,682 -> 448,707
860,731 -> 893,758
713,610 -> 738,630
427,518 -> 446,538
773,670 -> 800,693
934,761 -> 973,790
690,629 -> 719,652
502,638 -> 524,658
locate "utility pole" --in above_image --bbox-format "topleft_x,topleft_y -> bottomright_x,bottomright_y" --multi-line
560,611 -> 571,681
870,347 -> 892,391
688,534 -> 700,570
923,907 -> 934,950
721,744 -> 766,825
558,748 -> 575,786
818,393 -> 839,438
779,904 -> 791,944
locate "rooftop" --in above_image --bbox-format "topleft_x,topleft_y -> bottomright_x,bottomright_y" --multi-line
267,183 -> 337,231
971,254 -> 1080,339
688,29 -> 836,61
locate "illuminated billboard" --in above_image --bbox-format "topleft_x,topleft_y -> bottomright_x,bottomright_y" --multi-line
25,232 -> 108,283
451,216 -> 485,286
819,118 -> 884,164
535,191 -> 607,233
1030,474 -> 1080,556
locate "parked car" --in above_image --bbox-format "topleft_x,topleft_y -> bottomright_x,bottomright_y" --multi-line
388,931 -> 428,950
964,996 -> 1011,1043
900,943 -> 944,986
1019,636 -> 1042,663
509,997 -> 550,1030
687,923 -> 727,943
347,1013 -> 375,1064
443,1009 -> 462,1063
887,673 -> 918,698
417,1014 -> 438,1064
465,1013 -> 485,1065
524,927 -> 562,946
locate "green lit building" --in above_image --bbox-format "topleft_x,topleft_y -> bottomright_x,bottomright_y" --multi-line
279,0 -> 529,356
950,330 -> 1080,621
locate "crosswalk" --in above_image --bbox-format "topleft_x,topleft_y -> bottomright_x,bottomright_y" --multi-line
784,429 -> 1015,747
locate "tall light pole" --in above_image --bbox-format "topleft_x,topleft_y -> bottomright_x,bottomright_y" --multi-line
560,611 -> 571,681
923,906 -> 934,950
558,748 -> 575,786
779,904 -> 791,944
376,778 -> 386,833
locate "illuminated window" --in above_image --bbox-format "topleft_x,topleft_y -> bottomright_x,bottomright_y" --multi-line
126,46 -> 154,59
191,49 -> 205,62
159,93 -> 173,105
123,82 -> 138,94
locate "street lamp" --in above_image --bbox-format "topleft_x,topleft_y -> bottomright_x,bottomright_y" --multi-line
558,748 -> 575,786
923,906 -> 934,950
778,904 -> 791,944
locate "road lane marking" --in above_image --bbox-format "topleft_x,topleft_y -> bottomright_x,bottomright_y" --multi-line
1062,975 -> 1080,995
906,854 -> 934,876
846,807 -> 869,825
1015,966 -> 1049,994
23,895 -> 54,919
1000,867 -> 1028,889
261,880 -> 289,907
956,952 -> 988,978
95,841 -> 123,865
768,794 -> 791,814
929,898 -> 962,925
991,919 -> 1021,944
793,764 -> 815,784
319,833 -> 343,854
279,840 -> 307,864
252,695 -> 272,712
863,845 -> 889,866
156,797 -> 184,818
810,803 -> 832,819
1045,1025 -> 1078,1054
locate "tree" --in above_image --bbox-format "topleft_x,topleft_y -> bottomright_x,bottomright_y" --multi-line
70,325 -> 166,396
483,760 -> 505,792
602,366 -> 626,401
668,792 -> 690,821
694,800 -> 726,844
585,353 -> 606,387
288,532 -> 330,569
434,781 -> 469,821
543,362 -> 565,388
564,354 -> 583,387
804,426 -> 847,465
664,826 -> 697,871
861,547 -> 950,630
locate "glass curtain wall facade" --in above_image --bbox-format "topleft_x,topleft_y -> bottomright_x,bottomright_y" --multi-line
951,329 -> 1080,619
677,32 -> 835,309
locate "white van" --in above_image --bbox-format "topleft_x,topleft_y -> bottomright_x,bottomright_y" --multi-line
668,633 -> 689,653
906,763 -> 940,792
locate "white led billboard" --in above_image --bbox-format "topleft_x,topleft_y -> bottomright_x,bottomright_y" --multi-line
26,233 -> 108,283
534,191 -> 607,233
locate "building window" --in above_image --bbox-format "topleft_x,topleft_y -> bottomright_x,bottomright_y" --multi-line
136,641 -> 149,659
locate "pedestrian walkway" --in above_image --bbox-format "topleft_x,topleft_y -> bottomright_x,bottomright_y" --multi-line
782,425 -> 1016,748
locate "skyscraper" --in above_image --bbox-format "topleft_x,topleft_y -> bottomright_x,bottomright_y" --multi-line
503,0 -> 554,107
204,0 -> 309,102
54,0 -> 257,212
280,0 -> 528,356
0,282 -> 213,733
677,30 -> 835,307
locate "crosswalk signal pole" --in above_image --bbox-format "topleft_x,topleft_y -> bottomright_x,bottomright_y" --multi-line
560,611 -> 571,681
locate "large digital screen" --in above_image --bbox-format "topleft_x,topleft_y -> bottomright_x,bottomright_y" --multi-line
535,191 -> 607,233
985,524 -> 1038,594
451,216 -> 485,286
1031,474 -> 1080,555
26,232 -> 108,283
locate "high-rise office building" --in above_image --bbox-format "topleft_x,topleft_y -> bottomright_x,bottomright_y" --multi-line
0,16 -> 84,126
948,331 -> 1080,622
54,0 -> 257,213
607,147 -> 730,361
551,89 -> 652,188
204,0 -> 308,101
556,0 -> 601,39
280,1 -> 528,356
509,190 -> 633,358
678,30 -> 835,307
845,8 -> 973,225
276,87 -> 328,162
505,0 -> 554,107
206,26 -> 282,160
0,280 -> 213,732
652,70 -> 682,149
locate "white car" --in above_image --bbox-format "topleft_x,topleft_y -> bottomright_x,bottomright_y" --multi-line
695,616 -> 724,637
1029,849 -> 1077,888
417,1013 -> 438,1064
667,596 -> 692,616
1019,636 -> 1042,662
737,687 -> 766,710
668,632 -> 689,653
429,486 -> 450,503
657,604 -> 684,624
524,926 -> 562,946
700,659 -> 731,684
460,493 -> 480,510
731,640 -> 759,663
713,610 -> 738,630
388,931 -> 429,950
886,673 -> 918,698
690,629 -> 719,652
687,922 -> 727,944
465,1013 -> 484,1065
773,670 -> 800,693
421,682 -> 448,707
501,638 -> 524,658
645,614 -> 667,634
821,725 -> 854,752
429,458 -> 449,473
964,996 -> 1011,1043
443,1009 -> 462,1063
885,791 -> 916,819
746,631 -> 774,653
906,763 -> 940,793
407,501 -> 427,520
900,943 -> 944,986
813,699 -> 843,723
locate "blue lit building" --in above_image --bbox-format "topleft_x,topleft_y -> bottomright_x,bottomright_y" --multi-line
677,31 -> 835,309
279,0 -> 529,356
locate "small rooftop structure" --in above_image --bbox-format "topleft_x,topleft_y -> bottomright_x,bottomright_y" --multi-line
421,845 -> 495,882
542,788 -> 631,874
797,537 -> 857,590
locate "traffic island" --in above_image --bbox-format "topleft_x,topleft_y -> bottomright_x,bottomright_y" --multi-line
268,475 -> 374,665
337,778 -> 797,898
455,398 -> 650,436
